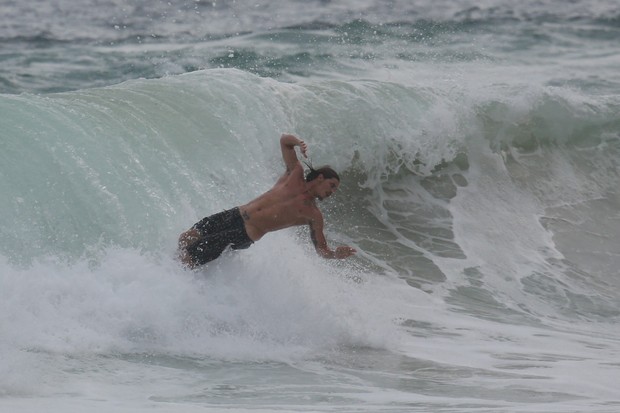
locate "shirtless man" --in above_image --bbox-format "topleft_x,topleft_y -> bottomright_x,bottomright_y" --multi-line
178,134 -> 357,269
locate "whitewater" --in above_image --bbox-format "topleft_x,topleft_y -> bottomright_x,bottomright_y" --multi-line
1,1 -> 620,412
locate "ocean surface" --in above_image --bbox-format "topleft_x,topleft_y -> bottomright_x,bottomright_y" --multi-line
2,0 -> 620,412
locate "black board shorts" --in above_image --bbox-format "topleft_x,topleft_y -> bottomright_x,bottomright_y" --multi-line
185,207 -> 253,267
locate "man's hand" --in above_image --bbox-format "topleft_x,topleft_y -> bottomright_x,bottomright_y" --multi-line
335,246 -> 356,259
281,134 -> 308,158
297,140 -> 308,158
281,134 -> 308,171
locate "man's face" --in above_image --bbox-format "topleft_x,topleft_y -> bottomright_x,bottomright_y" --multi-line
317,178 -> 340,200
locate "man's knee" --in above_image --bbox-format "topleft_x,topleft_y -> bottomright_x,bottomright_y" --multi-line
178,228 -> 200,249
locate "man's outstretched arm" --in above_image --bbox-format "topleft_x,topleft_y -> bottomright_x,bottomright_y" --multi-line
280,134 -> 308,174
309,216 -> 356,259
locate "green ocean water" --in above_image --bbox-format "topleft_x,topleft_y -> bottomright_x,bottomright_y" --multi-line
2,1 -> 620,412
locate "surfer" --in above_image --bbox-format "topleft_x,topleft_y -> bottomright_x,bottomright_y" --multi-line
177,134 -> 357,269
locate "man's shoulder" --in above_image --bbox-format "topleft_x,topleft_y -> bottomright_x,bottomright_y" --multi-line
282,164 -> 306,186
304,203 -> 323,221
290,161 -> 305,177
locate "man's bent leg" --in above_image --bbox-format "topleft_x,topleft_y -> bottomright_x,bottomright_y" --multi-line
184,231 -> 234,267
178,208 -> 252,269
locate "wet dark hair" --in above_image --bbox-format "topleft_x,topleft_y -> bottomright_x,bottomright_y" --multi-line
305,164 -> 340,182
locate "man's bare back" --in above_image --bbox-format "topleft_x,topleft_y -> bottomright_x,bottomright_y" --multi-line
177,134 -> 356,268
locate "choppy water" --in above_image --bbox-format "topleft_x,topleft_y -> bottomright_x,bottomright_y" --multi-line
1,1 -> 620,412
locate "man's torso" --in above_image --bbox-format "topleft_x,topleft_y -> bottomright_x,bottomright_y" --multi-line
239,163 -> 317,240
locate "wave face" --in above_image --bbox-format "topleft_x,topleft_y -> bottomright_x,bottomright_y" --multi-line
3,70 -> 619,297
2,68 -> 619,330
2,0 -> 620,411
